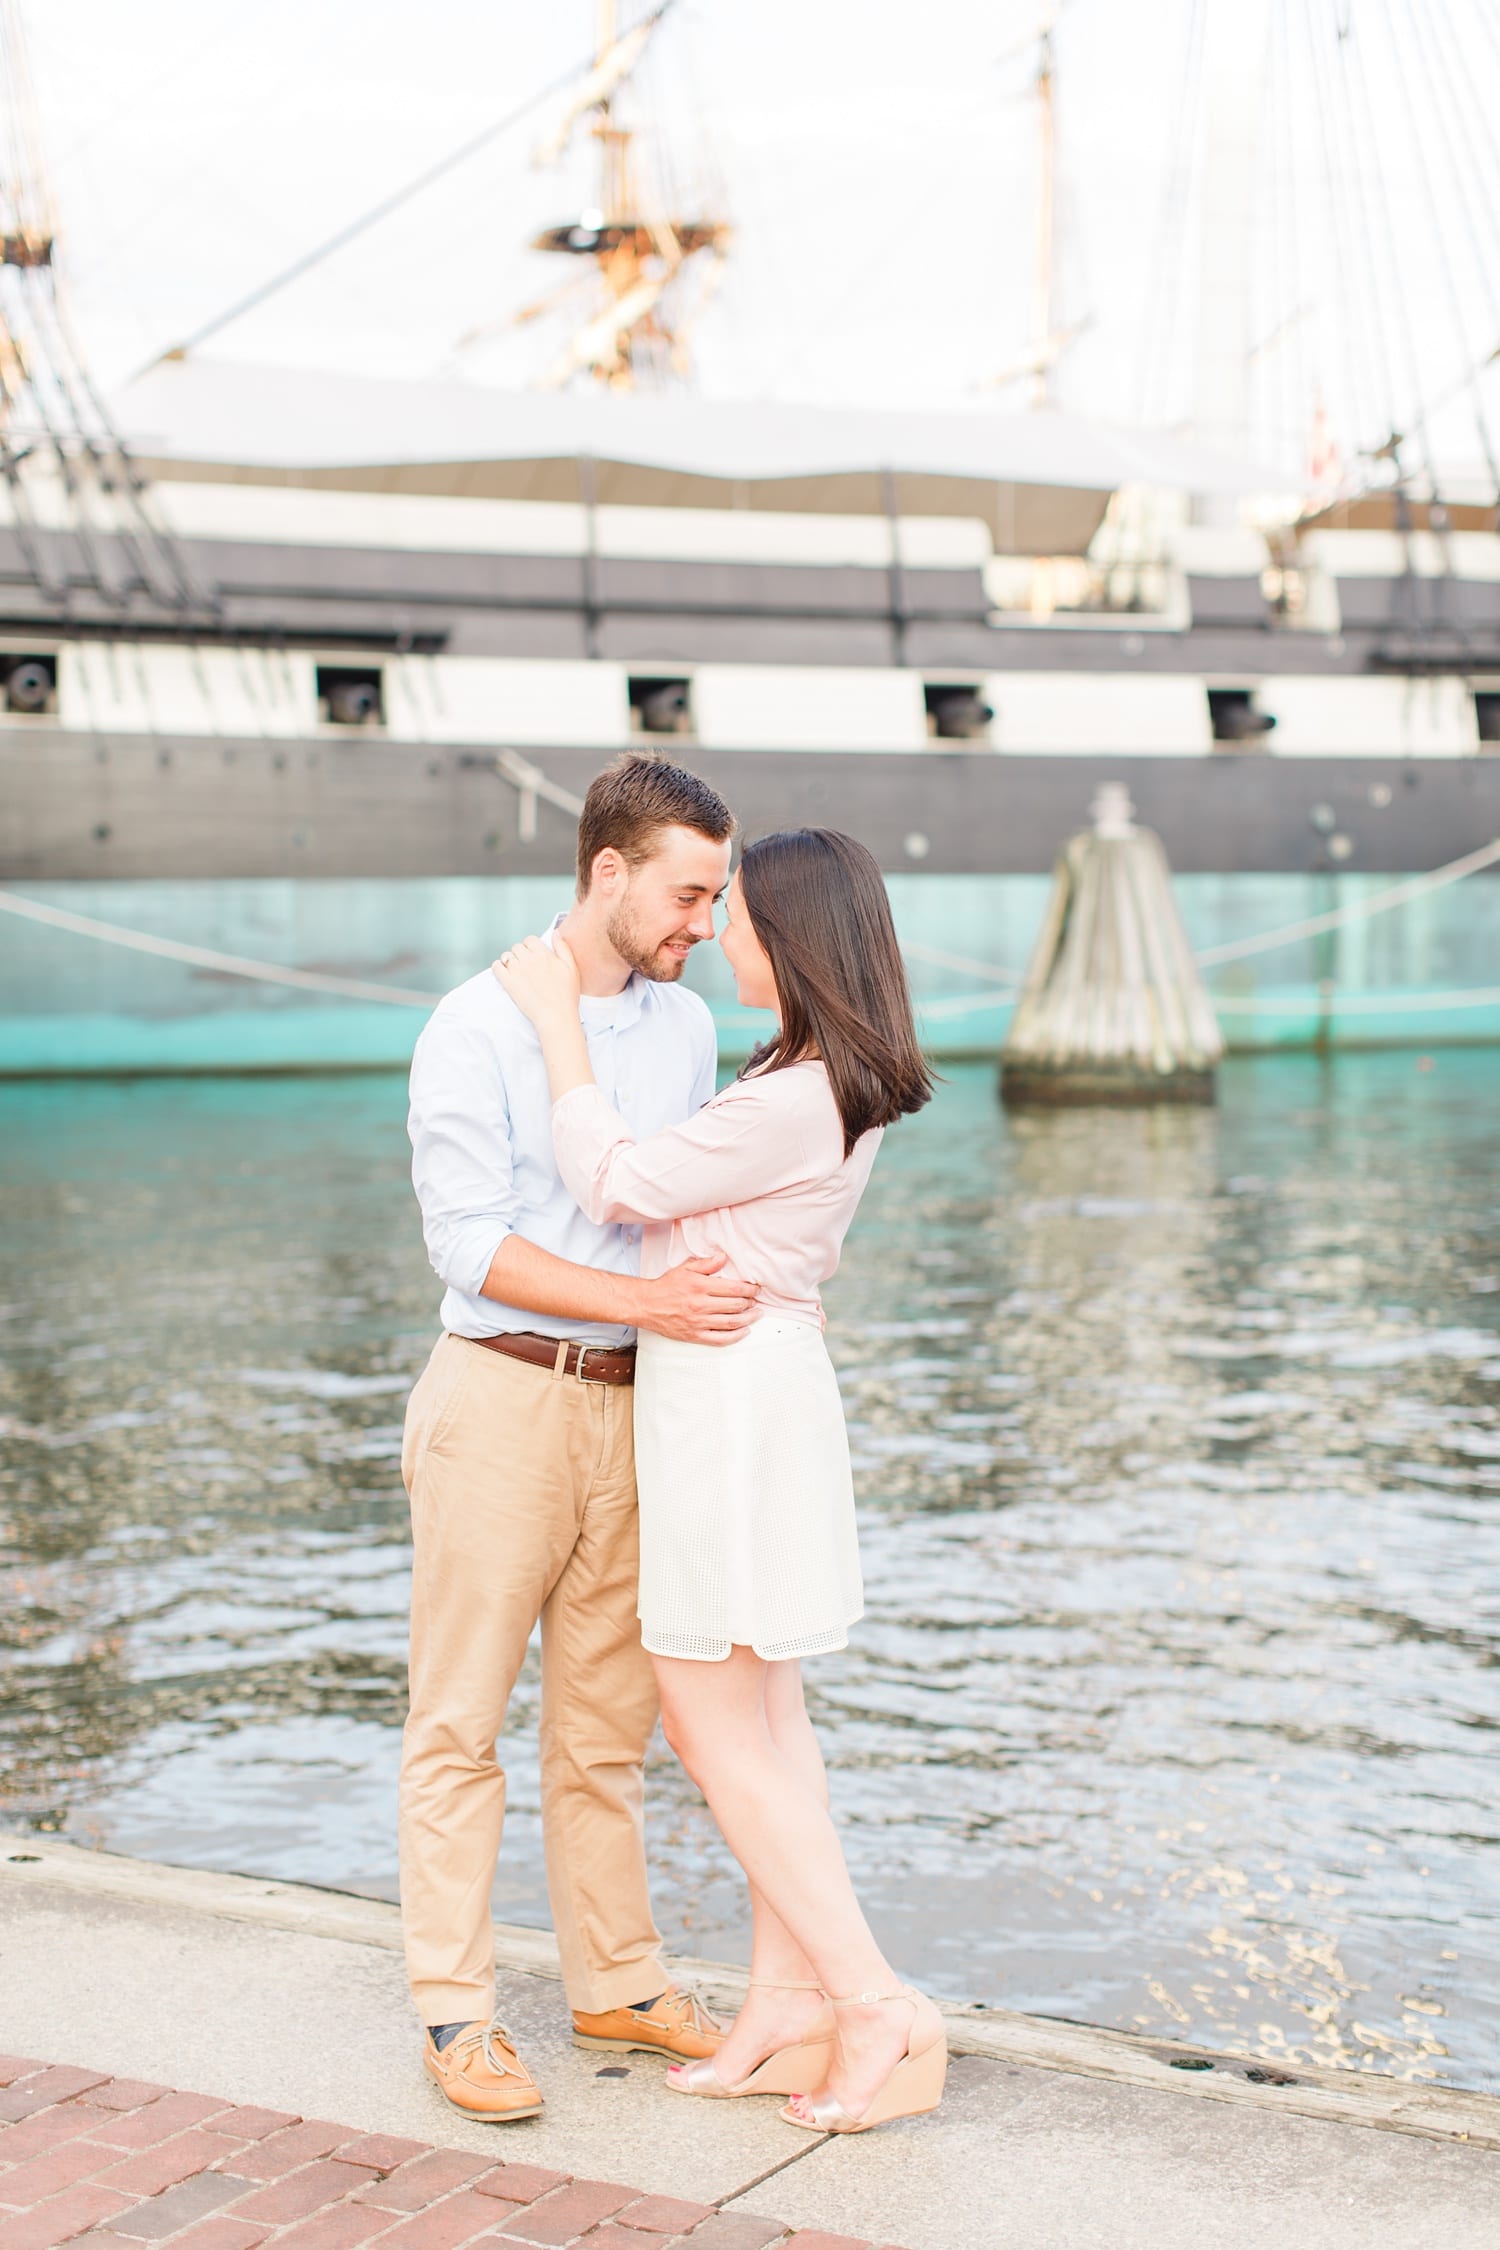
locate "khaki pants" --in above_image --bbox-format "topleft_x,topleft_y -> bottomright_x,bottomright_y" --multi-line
398,1333 -> 665,2025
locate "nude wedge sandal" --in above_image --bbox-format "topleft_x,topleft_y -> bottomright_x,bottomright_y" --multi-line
779,1984 -> 947,2133
666,1980 -> 835,2100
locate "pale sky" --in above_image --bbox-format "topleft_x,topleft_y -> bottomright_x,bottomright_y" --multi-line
28,0 -> 1500,490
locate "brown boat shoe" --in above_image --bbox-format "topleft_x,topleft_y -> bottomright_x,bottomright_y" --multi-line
423,2019 -> 544,2121
572,1985 -> 724,2062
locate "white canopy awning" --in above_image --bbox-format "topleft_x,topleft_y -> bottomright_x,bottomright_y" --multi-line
113,358 -> 1272,555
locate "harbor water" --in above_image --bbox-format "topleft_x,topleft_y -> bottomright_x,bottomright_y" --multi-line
1,1056 -> 1497,2088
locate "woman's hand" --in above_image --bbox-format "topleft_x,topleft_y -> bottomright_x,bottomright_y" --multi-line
493,932 -> 593,1101
492,932 -> 582,1029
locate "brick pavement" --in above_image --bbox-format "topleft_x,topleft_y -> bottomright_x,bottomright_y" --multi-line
0,2059 -> 910,2250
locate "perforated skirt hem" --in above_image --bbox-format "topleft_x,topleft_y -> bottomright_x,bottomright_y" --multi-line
640,1611 -> 863,1665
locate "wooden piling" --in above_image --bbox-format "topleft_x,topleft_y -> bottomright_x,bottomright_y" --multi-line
1000,785 -> 1225,1105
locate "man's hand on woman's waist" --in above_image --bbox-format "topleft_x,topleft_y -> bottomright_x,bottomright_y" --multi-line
632,1251 -> 758,1346
480,1232 -> 755,1347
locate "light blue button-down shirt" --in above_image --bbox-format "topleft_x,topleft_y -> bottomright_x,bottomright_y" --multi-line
407,948 -> 718,1347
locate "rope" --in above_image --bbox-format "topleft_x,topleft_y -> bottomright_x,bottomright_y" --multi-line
917,990 -> 1017,1021
1381,0 -> 1500,502
0,827 -> 1497,1019
0,890 -> 442,1007
900,938 -> 1020,987
1194,836 -> 1500,964
1343,0 -> 1447,513
1303,0 -> 1380,473
1322,0 -> 1415,501
910,835 -> 1500,982
1133,0 -> 1207,426
1214,984 -> 1500,1015
0,889 -> 1024,1015
921,981 -> 1500,1021
135,11 -> 678,377
1263,0 -> 1295,473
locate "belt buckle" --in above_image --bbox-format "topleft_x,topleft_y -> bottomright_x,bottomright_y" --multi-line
575,1345 -> 609,1385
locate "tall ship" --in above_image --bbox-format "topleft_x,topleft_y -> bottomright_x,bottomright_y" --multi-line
1,1 -> 1498,1071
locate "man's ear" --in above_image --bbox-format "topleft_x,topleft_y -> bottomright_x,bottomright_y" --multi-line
588,846 -> 626,896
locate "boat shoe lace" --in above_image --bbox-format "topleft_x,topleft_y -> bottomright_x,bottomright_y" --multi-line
453,2017 -> 528,2079
649,1987 -> 720,2036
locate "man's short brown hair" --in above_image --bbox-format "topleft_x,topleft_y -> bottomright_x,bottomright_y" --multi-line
575,751 -> 735,895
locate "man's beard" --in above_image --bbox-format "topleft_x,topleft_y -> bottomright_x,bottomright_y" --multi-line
605,899 -> 694,983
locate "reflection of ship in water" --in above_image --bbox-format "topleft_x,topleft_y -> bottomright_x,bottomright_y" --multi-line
1,0 -> 1499,1071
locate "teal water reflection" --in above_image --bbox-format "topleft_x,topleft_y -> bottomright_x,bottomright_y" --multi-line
1,1058 -> 1496,2087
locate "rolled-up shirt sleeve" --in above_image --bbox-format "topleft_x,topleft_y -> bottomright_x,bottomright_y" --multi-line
552,1077 -> 812,1225
408,1013 -> 519,1296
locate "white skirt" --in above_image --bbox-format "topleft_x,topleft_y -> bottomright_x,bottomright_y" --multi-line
633,1316 -> 864,1663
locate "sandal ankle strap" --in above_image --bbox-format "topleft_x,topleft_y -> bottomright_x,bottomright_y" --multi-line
747,1978 -> 824,1992
826,1984 -> 915,2007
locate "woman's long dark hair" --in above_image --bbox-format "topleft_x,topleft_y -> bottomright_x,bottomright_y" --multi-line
738,828 -> 933,1155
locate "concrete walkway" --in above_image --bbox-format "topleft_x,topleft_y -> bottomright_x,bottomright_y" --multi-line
3,1839 -> 1499,2250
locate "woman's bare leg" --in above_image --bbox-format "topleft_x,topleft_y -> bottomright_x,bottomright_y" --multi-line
764,1658 -> 828,1802
706,1662 -> 827,2083
655,1646 -> 917,2114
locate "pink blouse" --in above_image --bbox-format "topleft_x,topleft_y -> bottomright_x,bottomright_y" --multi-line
551,1060 -> 882,1327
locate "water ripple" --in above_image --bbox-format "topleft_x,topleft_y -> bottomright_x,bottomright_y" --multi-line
0,1056 -> 1497,2087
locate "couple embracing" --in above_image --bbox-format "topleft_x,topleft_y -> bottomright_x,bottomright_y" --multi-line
399,751 -> 946,2138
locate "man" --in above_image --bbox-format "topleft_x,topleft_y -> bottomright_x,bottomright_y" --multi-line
400,752 -> 745,2120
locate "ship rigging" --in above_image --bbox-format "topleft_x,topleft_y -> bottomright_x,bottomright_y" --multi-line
462,0 -> 732,389
0,0 -> 204,637
1,0 -> 1499,1075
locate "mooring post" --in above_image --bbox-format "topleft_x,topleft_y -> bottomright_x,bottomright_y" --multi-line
999,785 -> 1225,1105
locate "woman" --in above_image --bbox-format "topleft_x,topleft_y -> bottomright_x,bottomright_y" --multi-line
493,827 -> 945,2134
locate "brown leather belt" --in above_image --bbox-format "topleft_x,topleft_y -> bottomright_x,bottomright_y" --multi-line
460,1329 -> 637,1385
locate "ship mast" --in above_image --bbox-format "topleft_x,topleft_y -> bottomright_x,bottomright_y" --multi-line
1032,17 -> 1056,410
992,10 -> 1084,408
527,0 -> 731,388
